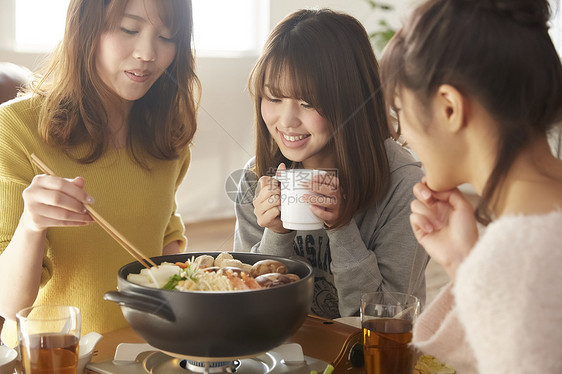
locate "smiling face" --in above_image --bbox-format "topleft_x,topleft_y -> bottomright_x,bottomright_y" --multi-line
95,0 -> 176,103
260,74 -> 334,169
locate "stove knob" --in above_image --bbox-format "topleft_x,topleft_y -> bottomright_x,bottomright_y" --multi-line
349,343 -> 364,367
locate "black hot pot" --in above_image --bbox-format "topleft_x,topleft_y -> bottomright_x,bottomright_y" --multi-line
104,252 -> 313,360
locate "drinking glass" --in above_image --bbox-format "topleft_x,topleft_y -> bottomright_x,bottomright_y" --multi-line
361,292 -> 420,374
17,305 -> 81,374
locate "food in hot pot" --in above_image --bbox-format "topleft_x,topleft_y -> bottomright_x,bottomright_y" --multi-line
126,252 -> 300,291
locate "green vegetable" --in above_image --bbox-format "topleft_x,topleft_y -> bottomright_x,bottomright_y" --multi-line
161,262 -> 202,290
162,274 -> 186,290
183,262 -> 200,282
322,364 -> 334,374
415,355 -> 456,374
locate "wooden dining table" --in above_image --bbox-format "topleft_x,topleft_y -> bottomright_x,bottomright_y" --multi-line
86,326 -> 144,367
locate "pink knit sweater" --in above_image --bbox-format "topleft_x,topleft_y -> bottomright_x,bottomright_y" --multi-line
412,211 -> 562,373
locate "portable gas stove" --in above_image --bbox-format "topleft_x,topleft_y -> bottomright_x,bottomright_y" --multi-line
86,342 -> 330,374
85,315 -> 365,374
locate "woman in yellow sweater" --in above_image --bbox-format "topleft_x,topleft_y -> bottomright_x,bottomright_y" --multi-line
0,0 -> 199,346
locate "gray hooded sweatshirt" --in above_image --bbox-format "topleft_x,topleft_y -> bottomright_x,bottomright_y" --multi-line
234,139 -> 429,318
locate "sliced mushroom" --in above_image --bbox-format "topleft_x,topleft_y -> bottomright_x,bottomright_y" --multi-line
255,273 -> 294,288
250,259 -> 288,278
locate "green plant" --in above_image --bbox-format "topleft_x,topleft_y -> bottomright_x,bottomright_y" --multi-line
363,1 -> 396,53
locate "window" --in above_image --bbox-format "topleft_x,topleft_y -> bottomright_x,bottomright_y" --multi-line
15,0 -> 69,52
5,0 -> 266,56
550,0 -> 562,55
192,0 -> 268,56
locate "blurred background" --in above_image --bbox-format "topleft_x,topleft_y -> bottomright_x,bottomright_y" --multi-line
0,0 -> 561,225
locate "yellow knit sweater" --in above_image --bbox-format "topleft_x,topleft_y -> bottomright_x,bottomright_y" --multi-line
0,96 -> 189,346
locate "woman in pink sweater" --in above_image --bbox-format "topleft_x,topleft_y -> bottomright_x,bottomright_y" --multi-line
380,0 -> 562,372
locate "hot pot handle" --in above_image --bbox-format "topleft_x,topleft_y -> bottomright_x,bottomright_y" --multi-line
104,291 -> 176,322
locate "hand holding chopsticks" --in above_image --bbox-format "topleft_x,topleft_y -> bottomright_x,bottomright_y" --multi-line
30,153 -> 157,269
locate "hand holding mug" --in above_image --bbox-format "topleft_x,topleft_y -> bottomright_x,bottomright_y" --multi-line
303,172 -> 342,228
253,163 -> 290,234
275,168 -> 329,231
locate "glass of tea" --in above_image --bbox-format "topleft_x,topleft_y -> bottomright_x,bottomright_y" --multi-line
16,305 -> 81,374
361,292 -> 420,374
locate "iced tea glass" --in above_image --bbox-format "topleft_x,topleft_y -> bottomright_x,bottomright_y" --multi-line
17,305 -> 81,374
361,292 -> 419,374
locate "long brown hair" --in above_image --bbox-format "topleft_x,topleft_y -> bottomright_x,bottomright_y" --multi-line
380,0 -> 562,224
31,0 -> 200,167
249,8 -> 391,228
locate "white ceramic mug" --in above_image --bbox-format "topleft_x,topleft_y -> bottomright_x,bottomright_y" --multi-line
276,169 -> 327,230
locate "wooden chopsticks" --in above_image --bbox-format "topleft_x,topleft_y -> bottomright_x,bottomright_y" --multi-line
30,154 -> 157,269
